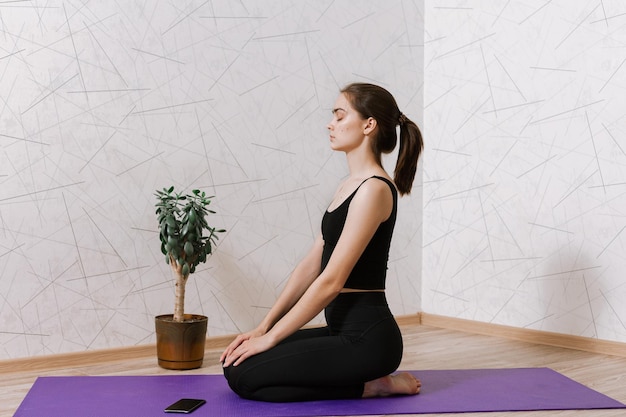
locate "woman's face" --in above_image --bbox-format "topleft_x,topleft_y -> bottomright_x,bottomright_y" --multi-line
327,93 -> 367,152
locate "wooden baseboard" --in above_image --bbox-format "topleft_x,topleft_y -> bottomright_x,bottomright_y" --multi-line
0,335 -> 236,375
419,312 -> 626,358
2,312 -> 624,374
0,318 -> 423,375
395,313 -> 422,327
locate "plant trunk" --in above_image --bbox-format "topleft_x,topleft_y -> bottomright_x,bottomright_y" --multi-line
171,257 -> 188,322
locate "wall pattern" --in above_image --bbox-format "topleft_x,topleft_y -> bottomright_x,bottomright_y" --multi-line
0,1 -> 423,359
423,1 -> 626,343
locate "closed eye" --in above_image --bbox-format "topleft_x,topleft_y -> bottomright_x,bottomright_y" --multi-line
332,108 -> 346,122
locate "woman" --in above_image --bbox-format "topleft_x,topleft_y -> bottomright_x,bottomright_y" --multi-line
221,83 -> 423,402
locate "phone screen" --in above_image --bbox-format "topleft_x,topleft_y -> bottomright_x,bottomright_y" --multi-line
164,398 -> 206,414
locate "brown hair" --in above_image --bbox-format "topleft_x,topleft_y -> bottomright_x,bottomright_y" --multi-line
340,83 -> 423,195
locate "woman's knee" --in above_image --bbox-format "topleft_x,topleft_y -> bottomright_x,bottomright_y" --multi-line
223,365 -> 257,400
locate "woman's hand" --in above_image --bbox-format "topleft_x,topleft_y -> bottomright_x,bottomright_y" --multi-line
220,333 -> 276,367
220,328 -> 262,364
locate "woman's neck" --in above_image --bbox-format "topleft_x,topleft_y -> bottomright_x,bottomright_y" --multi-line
345,145 -> 383,180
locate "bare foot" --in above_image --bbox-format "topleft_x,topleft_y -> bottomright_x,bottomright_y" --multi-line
362,372 -> 421,398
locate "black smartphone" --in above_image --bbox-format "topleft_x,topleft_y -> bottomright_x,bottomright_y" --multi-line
164,398 -> 206,414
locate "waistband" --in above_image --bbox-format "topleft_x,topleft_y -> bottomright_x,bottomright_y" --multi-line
332,291 -> 389,307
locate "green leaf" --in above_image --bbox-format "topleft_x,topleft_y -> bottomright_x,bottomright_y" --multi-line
155,186 -> 226,272
184,241 -> 194,256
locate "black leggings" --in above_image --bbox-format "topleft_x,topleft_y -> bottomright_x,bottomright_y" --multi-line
223,292 -> 403,402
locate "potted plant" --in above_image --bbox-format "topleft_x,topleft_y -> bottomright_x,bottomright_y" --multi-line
154,186 -> 224,370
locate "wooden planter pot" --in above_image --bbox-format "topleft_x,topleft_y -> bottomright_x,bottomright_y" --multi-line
155,314 -> 208,370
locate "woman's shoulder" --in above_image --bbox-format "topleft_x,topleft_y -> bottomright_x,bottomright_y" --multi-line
359,175 -> 397,197
349,176 -> 395,219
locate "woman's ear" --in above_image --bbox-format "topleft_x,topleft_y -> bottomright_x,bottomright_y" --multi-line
363,117 -> 377,135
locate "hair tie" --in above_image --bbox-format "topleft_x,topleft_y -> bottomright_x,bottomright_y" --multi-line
398,112 -> 407,125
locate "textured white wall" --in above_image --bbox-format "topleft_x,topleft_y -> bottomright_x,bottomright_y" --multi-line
423,1 -> 626,343
0,1 -> 423,359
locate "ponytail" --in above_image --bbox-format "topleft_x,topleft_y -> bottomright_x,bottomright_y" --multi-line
394,117 -> 423,195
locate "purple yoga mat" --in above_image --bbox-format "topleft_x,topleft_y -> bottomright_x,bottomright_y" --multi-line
14,368 -> 625,417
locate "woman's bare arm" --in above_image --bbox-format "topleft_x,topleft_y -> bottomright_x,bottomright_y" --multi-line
220,234 -> 323,363
257,234 -> 324,333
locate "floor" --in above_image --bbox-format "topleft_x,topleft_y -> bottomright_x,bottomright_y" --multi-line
2,324 -> 625,416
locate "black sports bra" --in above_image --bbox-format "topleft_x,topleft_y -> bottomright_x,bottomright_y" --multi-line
320,176 -> 397,290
